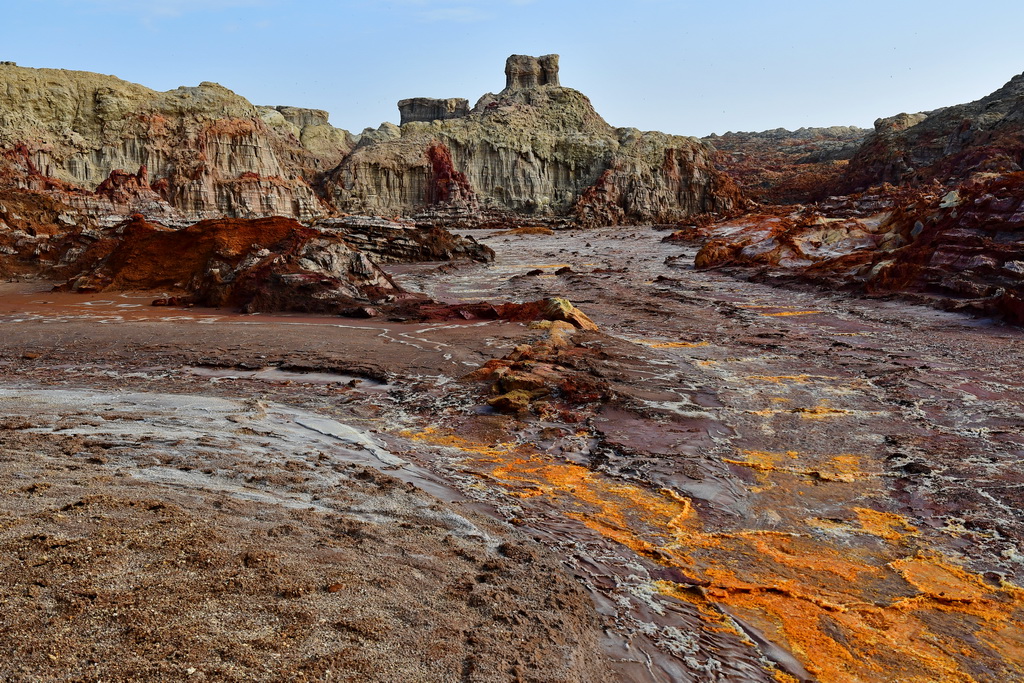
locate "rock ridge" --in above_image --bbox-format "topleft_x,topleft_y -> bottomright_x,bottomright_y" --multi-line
842,71 -> 1024,191
0,63 -> 349,223
0,56 -> 739,229
329,55 -> 739,223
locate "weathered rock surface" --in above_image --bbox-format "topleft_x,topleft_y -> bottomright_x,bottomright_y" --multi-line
313,215 -> 494,263
682,174 -> 1024,322
409,297 -> 599,330
0,63 -> 349,222
0,56 -> 738,228
398,98 -> 470,125
842,72 -> 1024,191
705,126 -> 868,204
504,54 -> 561,91
327,55 -> 739,224
61,215 -> 405,314
256,105 -> 355,181
0,188 -> 104,279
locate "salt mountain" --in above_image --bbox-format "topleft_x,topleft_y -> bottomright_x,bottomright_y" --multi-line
0,55 -> 739,227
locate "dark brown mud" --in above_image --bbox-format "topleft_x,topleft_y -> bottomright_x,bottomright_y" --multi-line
2,226 -> 1023,681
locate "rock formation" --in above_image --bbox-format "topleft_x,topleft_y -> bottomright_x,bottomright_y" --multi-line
313,215 -> 494,263
677,174 -> 1024,323
842,72 -> 1024,191
648,70 -> 1024,324
327,55 -> 739,223
0,63 -> 350,223
0,56 -> 738,229
504,54 -> 561,91
398,98 -> 470,125
705,126 -> 868,204
256,105 -> 355,180
62,215 -> 405,315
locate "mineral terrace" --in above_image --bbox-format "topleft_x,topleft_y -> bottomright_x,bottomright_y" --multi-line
1,54 -> 1023,682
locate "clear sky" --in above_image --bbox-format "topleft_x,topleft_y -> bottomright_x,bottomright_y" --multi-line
7,0 -> 1024,137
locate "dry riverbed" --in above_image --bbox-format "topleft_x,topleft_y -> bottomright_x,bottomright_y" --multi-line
1,227 -> 1023,682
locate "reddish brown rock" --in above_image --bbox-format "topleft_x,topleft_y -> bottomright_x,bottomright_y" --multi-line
60,215 -> 405,315
412,297 -> 598,330
842,72 -> 1024,192
313,215 -> 494,263
681,174 -> 1024,323
704,126 -> 867,204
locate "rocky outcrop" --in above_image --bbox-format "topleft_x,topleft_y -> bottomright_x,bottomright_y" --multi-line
862,175 -> 1024,320
398,98 -> 470,125
504,54 -> 560,91
326,56 -> 738,224
704,126 -> 868,204
62,215 -> 405,315
0,188 -> 105,279
0,56 -> 739,229
0,63 -> 350,222
678,174 -> 1024,323
842,72 -> 1024,191
313,215 -> 494,263
256,105 -> 354,179
574,129 -> 742,227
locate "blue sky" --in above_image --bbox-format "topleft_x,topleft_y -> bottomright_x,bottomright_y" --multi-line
8,0 -> 1024,137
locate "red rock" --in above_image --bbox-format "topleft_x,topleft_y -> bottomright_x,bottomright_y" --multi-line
60,215 -> 405,315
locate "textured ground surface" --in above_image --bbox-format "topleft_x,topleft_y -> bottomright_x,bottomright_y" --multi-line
2,226 -> 1023,681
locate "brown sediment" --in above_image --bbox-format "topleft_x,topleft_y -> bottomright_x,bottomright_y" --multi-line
3,222 -> 1024,680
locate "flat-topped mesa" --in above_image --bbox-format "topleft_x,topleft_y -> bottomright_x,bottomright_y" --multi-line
398,97 -> 470,125
503,54 -> 560,92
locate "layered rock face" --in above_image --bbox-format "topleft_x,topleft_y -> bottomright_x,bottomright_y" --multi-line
256,105 -> 355,182
504,54 -> 561,90
648,70 -> 1024,324
0,56 -> 737,229
398,98 -> 470,125
0,64 -> 350,223
327,55 -> 739,223
705,126 -> 868,204
0,188 -> 104,279
842,72 -> 1024,191
679,175 -> 1024,322
313,215 -> 494,263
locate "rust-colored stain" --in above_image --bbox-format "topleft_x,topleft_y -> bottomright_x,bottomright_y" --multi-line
747,405 -> 854,419
761,311 -> 823,317
725,450 -> 866,483
855,507 -> 918,541
745,374 -> 838,384
406,428 -> 1024,682
634,339 -> 710,349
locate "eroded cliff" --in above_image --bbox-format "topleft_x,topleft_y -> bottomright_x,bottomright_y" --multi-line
0,64 -> 350,223
0,56 -> 739,229
842,71 -> 1024,191
327,55 -> 739,223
